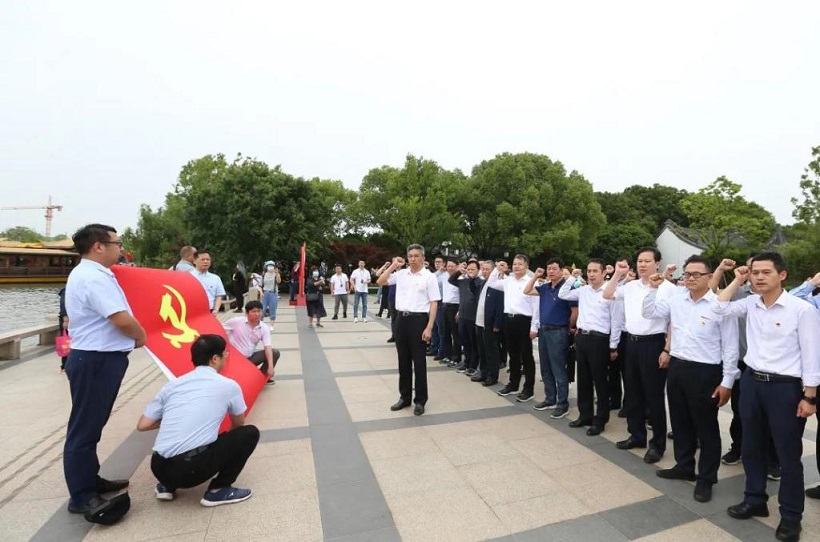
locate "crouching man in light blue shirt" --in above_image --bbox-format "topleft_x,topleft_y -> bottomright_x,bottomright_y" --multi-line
137,334 -> 259,507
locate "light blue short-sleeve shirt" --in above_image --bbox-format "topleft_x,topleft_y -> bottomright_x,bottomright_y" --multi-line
144,366 -> 247,458
190,270 -> 226,309
66,259 -> 135,351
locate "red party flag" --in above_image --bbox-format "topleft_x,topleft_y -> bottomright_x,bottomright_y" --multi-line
111,266 -> 265,431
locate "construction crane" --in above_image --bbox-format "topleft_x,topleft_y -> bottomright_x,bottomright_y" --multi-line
0,196 -> 63,237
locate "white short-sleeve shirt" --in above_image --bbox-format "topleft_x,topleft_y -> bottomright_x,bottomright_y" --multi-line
388,267 -> 441,312
329,273 -> 349,295
350,269 -> 371,293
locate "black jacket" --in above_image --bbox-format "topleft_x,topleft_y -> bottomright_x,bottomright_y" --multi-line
483,282 -> 505,330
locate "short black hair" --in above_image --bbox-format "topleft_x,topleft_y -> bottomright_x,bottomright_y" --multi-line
751,251 -> 787,273
513,254 -> 529,264
191,334 -> 227,367
546,257 -> 563,268
588,258 -> 605,271
684,255 -> 712,272
466,260 -> 479,269
72,224 -> 117,255
194,249 -> 210,259
616,257 -> 631,267
245,300 -> 263,312
635,247 -> 661,263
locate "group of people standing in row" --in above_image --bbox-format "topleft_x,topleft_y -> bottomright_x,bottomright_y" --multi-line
379,242 -> 819,542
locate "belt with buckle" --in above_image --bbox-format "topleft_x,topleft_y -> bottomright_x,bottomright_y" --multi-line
180,445 -> 210,460
541,324 -> 567,331
750,370 -> 801,383
398,311 -> 427,317
578,328 -> 608,338
627,332 -> 666,342
505,313 -> 531,319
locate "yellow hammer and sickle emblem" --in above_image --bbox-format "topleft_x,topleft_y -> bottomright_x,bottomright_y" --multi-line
159,285 -> 200,348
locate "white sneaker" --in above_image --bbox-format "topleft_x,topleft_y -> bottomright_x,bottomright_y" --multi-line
354,318 -> 359,323
363,318 -> 368,323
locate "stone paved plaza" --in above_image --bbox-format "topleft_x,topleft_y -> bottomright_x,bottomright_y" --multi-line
1,300 -> 818,541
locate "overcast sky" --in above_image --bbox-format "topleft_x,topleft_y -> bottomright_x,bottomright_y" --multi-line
1,1 -> 818,238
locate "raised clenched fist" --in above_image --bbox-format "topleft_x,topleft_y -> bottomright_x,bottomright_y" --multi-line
572,268 -> 583,278
615,261 -> 630,276
720,259 -> 736,270
393,256 -> 405,267
734,266 -> 750,283
534,267 -> 545,277
648,273 -> 665,288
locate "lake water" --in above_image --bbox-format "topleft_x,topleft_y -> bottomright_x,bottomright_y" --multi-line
0,285 -> 62,344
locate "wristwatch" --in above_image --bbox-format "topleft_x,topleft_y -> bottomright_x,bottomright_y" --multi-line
802,395 -> 817,406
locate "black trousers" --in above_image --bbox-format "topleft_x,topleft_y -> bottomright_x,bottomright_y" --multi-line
739,371 -> 806,522
475,325 -> 487,374
151,425 -> 260,491
395,313 -> 429,405
378,291 -> 389,316
623,335 -> 667,452
608,331 -> 627,409
728,362 -> 780,467
389,297 -> 398,339
481,326 -> 502,382
667,358 -> 722,483
459,318 -> 478,369
64,350 -> 129,506
575,333 -> 610,428
249,349 -> 281,375
504,315 -> 534,393
441,304 -> 461,361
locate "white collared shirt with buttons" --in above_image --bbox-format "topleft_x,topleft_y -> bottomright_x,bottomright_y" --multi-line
559,281 -> 623,349
66,258 -> 135,352
711,289 -> 820,386
350,268 -> 371,293
487,270 -> 540,333
388,267 -> 441,313
330,273 -> 349,295
441,274 -> 461,304
644,289 -> 740,388
612,278 -> 678,336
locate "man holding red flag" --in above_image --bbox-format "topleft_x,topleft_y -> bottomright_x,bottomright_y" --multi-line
64,223 -> 146,524
138,334 -> 259,507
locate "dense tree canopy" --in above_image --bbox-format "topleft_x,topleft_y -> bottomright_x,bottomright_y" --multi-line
119,145 -> 816,286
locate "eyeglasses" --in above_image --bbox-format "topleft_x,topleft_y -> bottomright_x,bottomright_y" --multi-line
101,241 -> 124,247
682,272 -> 711,279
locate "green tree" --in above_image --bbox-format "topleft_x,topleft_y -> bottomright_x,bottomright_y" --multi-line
122,193 -> 189,268
791,145 -> 820,225
0,226 -> 44,243
591,224 -> 657,265
622,184 -> 691,229
681,176 -> 776,256
357,154 -> 466,251
459,153 -> 604,261
178,154 -> 339,276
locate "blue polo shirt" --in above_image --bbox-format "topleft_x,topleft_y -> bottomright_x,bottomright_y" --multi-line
144,366 -> 246,458
535,278 -> 577,327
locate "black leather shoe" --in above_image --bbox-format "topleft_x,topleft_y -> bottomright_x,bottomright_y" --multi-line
643,448 -> 663,464
617,409 -> 626,418
667,431 -> 674,440
586,426 -> 603,436
68,495 -> 107,514
387,337 -> 395,343
390,399 -> 411,411
694,481 -> 713,503
656,468 -> 696,481
616,438 -> 646,450
482,379 -> 498,387
470,374 -> 484,382
413,404 -> 425,416
806,485 -> 820,499
727,501 -> 770,519
775,519 -> 801,542
568,418 -> 593,428
97,478 -> 130,494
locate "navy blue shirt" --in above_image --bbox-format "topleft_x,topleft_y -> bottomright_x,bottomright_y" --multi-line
535,278 -> 577,326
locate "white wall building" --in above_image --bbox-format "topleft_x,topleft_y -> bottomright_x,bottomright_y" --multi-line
655,220 -> 705,276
